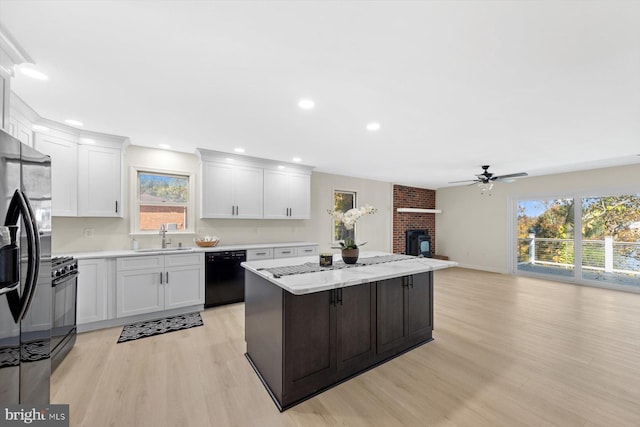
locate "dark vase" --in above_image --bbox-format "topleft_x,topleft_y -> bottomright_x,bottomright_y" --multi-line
341,248 -> 359,264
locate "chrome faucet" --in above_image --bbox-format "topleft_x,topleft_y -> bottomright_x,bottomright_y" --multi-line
159,224 -> 170,248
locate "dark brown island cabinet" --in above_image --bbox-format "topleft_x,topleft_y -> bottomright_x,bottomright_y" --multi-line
244,270 -> 434,410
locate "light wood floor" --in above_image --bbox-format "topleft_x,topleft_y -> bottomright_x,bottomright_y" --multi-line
52,268 -> 640,426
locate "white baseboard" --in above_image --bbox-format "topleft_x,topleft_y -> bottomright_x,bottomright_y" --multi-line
77,304 -> 204,333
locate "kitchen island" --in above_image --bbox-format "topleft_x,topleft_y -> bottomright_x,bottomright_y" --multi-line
242,252 -> 457,410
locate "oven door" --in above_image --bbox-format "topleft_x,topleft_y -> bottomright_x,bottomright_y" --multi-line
51,270 -> 78,355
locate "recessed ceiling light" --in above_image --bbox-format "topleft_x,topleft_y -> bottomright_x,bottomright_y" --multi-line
65,119 -> 83,127
292,157 -> 302,162
278,165 -> 286,170
18,65 -> 48,80
366,122 -> 381,131
158,144 -> 171,149
298,99 -> 315,110
234,147 -> 245,153
32,124 -> 49,132
80,138 -> 95,144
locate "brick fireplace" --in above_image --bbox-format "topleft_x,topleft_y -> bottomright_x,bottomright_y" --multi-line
393,184 -> 436,255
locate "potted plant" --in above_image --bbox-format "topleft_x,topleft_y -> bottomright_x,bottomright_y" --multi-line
328,204 -> 377,264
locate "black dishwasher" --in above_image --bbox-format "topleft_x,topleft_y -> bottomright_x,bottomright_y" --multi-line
205,250 -> 247,307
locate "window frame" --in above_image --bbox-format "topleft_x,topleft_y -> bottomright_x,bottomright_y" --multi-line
332,189 -> 357,245
130,166 -> 196,235
510,184 -> 640,292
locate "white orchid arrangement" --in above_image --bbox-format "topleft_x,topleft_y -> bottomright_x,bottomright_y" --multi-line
328,204 -> 377,249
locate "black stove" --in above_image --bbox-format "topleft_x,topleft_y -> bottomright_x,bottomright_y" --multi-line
52,256 -> 78,284
50,256 -> 78,371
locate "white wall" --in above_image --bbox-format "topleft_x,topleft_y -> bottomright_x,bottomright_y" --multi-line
52,145 -> 393,254
436,163 -> 640,274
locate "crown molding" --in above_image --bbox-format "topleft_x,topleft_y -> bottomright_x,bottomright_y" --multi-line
0,26 -> 33,75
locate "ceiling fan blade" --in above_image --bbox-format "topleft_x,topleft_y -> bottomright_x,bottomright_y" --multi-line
448,179 -> 480,184
492,172 -> 528,181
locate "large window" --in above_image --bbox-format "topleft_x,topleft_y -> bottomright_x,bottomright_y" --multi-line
132,168 -> 194,234
333,190 -> 356,243
515,193 -> 640,289
517,198 -> 575,279
581,194 -> 640,286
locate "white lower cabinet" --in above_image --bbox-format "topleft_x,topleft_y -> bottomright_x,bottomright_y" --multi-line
274,245 -> 318,259
116,253 -> 204,318
296,245 -> 318,257
77,258 -> 116,325
246,248 -> 274,261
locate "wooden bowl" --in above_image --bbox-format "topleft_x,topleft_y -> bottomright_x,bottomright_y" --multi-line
194,239 -> 220,248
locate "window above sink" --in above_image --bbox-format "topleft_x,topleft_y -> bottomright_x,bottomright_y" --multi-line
130,166 -> 196,235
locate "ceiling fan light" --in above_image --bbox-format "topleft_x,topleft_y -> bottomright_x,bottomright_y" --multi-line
478,182 -> 494,195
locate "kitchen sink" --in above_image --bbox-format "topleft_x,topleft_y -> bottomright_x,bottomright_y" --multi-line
134,247 -> 195,253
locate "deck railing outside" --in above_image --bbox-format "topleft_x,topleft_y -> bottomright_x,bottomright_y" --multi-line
517,235 -> 640,276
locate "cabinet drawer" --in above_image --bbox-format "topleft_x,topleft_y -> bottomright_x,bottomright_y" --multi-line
165,252 -> 203,267
117,255 -> 163,271
296,246 -> 317,257
274,247 -> 297,259
247,248 -> 274,261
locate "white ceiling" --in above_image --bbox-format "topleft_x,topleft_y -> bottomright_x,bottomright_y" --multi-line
1,0 -> 639,189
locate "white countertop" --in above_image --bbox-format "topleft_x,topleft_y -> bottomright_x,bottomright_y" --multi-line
58,241 -> 318,260
242,251 -> 458,295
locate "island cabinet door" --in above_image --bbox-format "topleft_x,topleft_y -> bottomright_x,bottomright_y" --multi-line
376,276 -> 410,356
283,290 -> 337,405
336,283 -> 376,379
406,272 -> 433,345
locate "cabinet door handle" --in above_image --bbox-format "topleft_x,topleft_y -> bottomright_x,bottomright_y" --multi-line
160,272 -> 163,284
115,200 -> 118,213
405,276 -> 413,288
330,289 -> 336,306
337,288 -> 343,306
166,272 -> 169,283
256,252 -> 266,255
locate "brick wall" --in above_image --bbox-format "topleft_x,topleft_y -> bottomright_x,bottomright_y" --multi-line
393,185 -> 436,254
140,206 -> 187,231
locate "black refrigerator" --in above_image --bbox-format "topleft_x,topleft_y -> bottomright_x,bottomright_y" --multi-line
0,129 -> 52,404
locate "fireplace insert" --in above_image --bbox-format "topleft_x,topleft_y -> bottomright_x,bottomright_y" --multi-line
405,229 -> 432,257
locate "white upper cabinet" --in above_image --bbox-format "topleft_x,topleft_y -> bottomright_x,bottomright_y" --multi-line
8,92 -> 128,217
199,152 -> 264,219
34,128 -> 126,217
232,165 -> 264,218
8,93 -> 39,147
34,131 -> 79,216
263,169 -> 311,219
78,144 -> 122,217
198,148 -> 313,220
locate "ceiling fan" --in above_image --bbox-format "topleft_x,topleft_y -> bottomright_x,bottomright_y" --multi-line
449,165 -> 528,193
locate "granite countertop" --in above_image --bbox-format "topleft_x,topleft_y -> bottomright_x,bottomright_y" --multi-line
242,251 -> 458,295
58,241 -> 318,260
